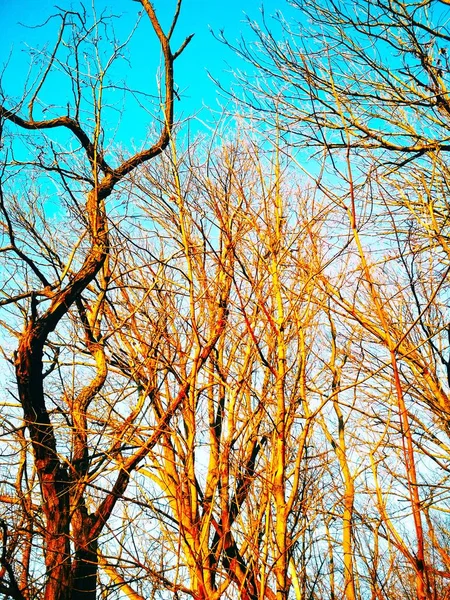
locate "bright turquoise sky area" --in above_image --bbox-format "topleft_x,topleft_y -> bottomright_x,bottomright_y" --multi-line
0,0 -> 293,139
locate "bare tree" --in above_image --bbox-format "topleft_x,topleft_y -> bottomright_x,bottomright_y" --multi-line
221,3 -> 450,597
0,2 -> 192,598
88,132 -> 337,600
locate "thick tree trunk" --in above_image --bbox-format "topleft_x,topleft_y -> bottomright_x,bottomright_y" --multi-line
71,540 -> 99,600
15,330 -> 72,600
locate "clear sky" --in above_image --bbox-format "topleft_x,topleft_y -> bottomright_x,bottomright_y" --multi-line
0,0 -> 293,139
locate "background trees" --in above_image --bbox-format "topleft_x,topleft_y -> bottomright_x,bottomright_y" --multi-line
1,1 -> 450,599
227,1 -> 450,598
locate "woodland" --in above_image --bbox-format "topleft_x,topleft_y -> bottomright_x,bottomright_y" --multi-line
1,0 -> 450,599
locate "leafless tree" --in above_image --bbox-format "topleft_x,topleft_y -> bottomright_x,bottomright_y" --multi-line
0,1 -> 192,598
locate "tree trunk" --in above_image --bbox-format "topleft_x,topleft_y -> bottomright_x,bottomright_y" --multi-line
15,329 -> 72,600
71,540 -> 99,600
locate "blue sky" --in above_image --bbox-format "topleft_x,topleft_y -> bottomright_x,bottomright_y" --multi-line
0,0 -> 292,139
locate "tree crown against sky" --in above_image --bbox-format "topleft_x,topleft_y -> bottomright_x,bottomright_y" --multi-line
0,0 -> 293,140
1,1 -> 450,600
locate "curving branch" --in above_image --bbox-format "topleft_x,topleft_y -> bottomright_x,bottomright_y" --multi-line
1,3 -> 193,599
